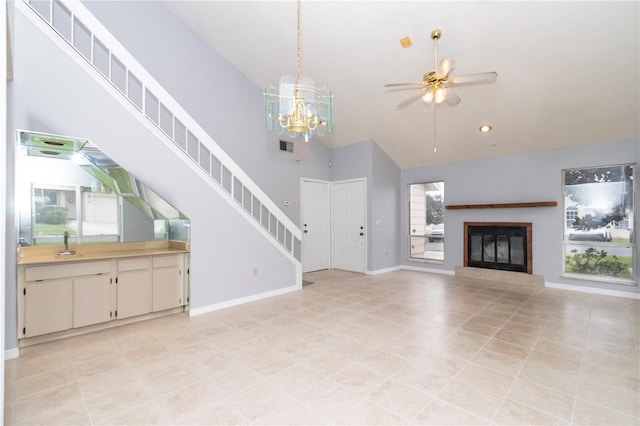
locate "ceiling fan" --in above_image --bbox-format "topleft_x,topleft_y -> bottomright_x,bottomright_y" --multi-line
385,29 -> 497,109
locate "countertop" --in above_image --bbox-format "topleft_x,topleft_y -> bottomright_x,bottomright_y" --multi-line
17,241 -> 188,266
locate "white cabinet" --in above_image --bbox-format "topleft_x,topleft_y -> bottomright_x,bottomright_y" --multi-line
117,257 -> 151,319
152,254 -> 184,312
19,252 -> 187,342
25,278 -> 73,338
23,260 -> 112,338
73,274 -> 112,328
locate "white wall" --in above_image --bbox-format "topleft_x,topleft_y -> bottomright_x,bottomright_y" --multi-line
4,2 -> 16,352
401,139 -> 640,294
1,0 -> 8,418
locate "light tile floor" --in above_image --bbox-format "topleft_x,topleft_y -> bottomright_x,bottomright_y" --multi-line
4,269 -> 640,425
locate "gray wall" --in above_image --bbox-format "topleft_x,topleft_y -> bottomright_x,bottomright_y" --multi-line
81,0 -> 332,225
371,142 -> 401,270
121,201 -> 155,243
331,140 -> 401,273
6,4 -> 299,349
401,139 -> 640,294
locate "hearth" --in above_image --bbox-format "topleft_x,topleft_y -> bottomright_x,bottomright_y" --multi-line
464,222 -> 532,274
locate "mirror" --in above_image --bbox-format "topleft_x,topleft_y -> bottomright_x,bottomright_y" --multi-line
17,130 -> 190,247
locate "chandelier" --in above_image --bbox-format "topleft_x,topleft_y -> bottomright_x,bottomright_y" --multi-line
264,0 -> 334,142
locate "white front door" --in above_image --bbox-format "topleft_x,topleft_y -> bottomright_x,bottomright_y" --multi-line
301,179 -> 331,273
332,179 -> 366,273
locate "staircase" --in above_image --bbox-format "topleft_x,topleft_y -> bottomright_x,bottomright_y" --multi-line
17,0 -> 302,268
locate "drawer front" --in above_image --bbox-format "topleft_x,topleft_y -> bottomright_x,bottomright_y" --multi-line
118,257 -> 150,272
25,261 -> 111,282
152,254 -> 182,269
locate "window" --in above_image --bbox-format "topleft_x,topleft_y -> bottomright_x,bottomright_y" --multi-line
565,206 -> 578,228
563,164 -> 635,283
409,181 -> 444,262
32,184 -> 120,245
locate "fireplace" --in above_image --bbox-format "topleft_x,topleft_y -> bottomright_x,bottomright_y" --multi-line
464,222 -> 532,274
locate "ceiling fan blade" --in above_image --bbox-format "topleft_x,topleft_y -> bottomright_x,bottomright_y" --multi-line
445,88 -> 460,105
385,82 -> 423,88
450,71 -> 498,85
436,59 -> 455,77
397,91 -> 426,109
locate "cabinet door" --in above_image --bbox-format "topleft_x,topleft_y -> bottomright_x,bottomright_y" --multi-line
74,275 -> 112,328
152,266 -> 183,312
25,278 -> 73,337
117,269 -> 151,319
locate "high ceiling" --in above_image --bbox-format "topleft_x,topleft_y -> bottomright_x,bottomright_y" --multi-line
163,1 -> 639,169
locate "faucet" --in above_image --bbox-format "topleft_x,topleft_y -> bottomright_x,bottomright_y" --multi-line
58,231 -> 75,255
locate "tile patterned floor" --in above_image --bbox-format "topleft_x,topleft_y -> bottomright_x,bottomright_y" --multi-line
4,269 -> 640,425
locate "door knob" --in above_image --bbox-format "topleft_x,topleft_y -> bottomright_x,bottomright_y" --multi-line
304,230 -> 308,233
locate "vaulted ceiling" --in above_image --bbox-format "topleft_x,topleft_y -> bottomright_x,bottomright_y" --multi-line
163,1 -> 639,169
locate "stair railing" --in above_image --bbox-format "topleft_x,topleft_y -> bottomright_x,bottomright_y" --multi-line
17,0 -> 302,263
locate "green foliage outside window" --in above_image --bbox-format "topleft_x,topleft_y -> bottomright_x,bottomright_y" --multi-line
565,248 -> 631,279
37,205 -> 68,225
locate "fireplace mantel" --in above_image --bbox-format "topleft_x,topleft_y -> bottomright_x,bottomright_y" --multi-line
446,201 -> 557,210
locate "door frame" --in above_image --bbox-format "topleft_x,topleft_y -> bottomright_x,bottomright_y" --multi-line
300,178 -> 332,272
331,178 -> 367,273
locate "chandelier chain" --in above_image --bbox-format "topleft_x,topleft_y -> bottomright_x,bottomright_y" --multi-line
296,0 -> 302,82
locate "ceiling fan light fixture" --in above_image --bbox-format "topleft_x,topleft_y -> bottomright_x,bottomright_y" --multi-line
385,29 -> 497,110
263,0 -> 334,142
434,87 -> 447,104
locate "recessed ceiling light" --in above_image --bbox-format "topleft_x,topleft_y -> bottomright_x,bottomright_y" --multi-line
479,125 -> 493,133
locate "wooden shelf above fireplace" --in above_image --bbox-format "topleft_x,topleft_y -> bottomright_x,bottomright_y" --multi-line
446,201 -> 557,210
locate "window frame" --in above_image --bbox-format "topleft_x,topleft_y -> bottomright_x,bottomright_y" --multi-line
561,163 -> 636,285
408,181 -> 445,263
31,183 -> 121,246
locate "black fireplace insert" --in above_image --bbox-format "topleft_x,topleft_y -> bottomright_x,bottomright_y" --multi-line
465,223 -> 532,273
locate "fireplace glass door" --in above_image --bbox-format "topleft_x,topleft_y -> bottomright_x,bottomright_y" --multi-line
468,225 -> 528,273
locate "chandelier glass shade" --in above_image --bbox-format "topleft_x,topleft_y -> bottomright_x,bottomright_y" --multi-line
263,0 -> 334,142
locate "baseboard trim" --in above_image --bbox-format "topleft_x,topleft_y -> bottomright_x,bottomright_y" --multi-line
366,266 -> 401,276
5,348 -> 19,360
189,285 -> 300,317
545,281 -> 640,300
400,265 -> 455,275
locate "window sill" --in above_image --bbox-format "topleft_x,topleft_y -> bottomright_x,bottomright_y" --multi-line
409,258 -> 444,265
561,273 -> 637,286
